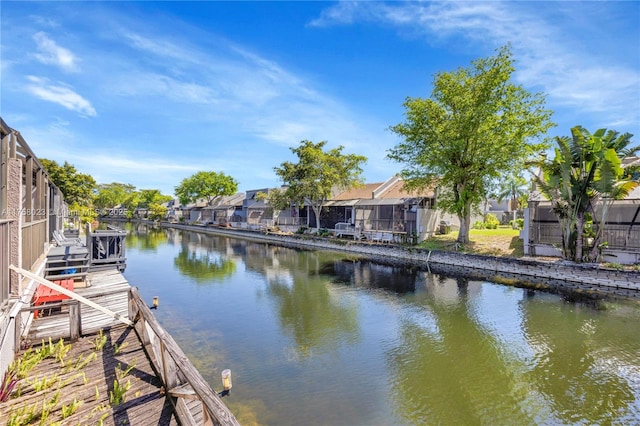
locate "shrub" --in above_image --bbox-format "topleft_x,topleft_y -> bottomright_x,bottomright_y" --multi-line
316,228 -> 331,237
509,218 -> 525,229
484,213 -> 500,229
473,221 -> 485,229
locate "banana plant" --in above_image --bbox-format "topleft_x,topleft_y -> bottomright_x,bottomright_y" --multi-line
533,126 -> 639,262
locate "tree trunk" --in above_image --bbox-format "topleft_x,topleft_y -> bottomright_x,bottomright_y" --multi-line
575,212 -> 584,262
312,205 -> 322,230
457,213 -> 471,244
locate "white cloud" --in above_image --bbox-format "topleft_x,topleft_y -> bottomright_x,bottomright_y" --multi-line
25,76 -> 96,116
33,31 -> 78,72
30,15 -> 60,29
113,71 -> 219,104
109,28 -> 373,149
79,154 -> 200,173
310,1 -> 640,131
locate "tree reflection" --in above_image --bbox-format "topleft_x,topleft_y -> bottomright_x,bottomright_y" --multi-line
174,249 -> 236,283
264,251 -> 359,358
329,259 -> 418,293
387,276 -> 537,425
522,297 -> 638,423
124,225 -> 168,252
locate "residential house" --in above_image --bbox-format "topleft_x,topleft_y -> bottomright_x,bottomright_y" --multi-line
201,193 -> 246,225
181,199 -> 209,223
243,188 -> 271,230
164,199 -> 183,222
523,157 -> 640,264
322,176 -> 439,242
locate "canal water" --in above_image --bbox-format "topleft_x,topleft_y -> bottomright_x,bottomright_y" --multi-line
120,223 -> 640,425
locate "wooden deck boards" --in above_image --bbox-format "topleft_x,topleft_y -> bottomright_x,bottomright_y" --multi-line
0,325 -> 178,425
27,270 -> 131,342
4,269 -> 238,425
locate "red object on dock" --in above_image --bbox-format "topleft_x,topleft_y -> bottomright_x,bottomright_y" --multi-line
33,279 -> 74,318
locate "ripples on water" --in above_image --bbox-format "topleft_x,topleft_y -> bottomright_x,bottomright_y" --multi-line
121,224 -> 640,425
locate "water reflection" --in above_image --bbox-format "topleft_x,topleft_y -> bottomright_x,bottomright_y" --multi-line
173,249 -> 236,283
172,232 -> 237,283
119,223 -> 640,425
523,297 -> 638,423
387,276 -> 537,425
243,246 -> 360,358
268,272 -> 359,357
124,223 -> 167,251
328,259 -> 419,293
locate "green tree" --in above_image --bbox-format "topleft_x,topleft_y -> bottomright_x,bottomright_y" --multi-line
94,183 -> 136,208
494,173 -> 530,225
41,159 -> 96,206
175,171 -> 238,206
148,203 -> 168,221
388,46 -> 554,244
256,188 -> 290,224
533,126 -> 639,262
122,191 -> 141,219
68,201 -> 97,225
138,189 -> 173,208
173,249 -> 236,283
274,140 -> 367,230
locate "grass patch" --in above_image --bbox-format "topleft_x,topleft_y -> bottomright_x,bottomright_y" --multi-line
419,227 -> 523,257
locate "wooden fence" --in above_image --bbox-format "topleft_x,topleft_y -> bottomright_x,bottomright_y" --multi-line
22,219 -> 48,272
128,287 -> 240,426
1,116 -> 66,276
531,222 -> 640,250
0,220 -> 11,305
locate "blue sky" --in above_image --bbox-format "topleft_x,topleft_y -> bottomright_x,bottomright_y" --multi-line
1,1 -> 638,196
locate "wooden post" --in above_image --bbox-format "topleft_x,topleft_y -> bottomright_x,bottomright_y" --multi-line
1,132 -> 8,214
25,156 -> 33,224
9,132 -> 16,159
129,287 -> 240,425
86,222 -> 92,267
69,300 -> 80,340
13,312 -> 22,352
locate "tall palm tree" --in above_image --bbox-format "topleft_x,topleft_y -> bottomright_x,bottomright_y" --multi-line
533,126 -> 639,262
495,174 -> 529,225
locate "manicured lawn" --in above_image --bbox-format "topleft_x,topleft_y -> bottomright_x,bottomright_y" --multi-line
418,226 -> 524,257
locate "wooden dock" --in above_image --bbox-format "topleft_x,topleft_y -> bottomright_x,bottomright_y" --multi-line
0,324 -> 178,425
27,269 -> 130,342
1,269 -> 239,426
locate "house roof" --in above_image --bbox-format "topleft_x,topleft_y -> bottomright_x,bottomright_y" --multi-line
377,178 -> 435,199
531,185 -> 640,202
202,193 -> 246,210
332,183 -> 383,201
331,176 -> 435,202
324,199 -> 360,207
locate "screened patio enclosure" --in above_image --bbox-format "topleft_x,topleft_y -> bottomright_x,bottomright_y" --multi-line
527,189 -> 640,263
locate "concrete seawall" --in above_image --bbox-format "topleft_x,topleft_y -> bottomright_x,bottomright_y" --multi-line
121,220 -> 640,300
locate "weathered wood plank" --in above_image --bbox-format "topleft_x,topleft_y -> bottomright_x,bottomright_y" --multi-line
10,265 -> 132,326
69,300 -> 80,340
0,326 -> 178,425
14,270 -> 236,425
130,287 -> 240,426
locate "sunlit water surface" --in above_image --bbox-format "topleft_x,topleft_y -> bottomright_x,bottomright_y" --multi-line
121,224 -> 640,425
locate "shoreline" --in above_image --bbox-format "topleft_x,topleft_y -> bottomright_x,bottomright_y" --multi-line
114,219 -> 640,301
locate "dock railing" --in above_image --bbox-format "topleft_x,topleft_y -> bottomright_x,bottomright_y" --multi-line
87,224 -> 127,272
11,269 -> 239,426
129,287 -> 240,426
